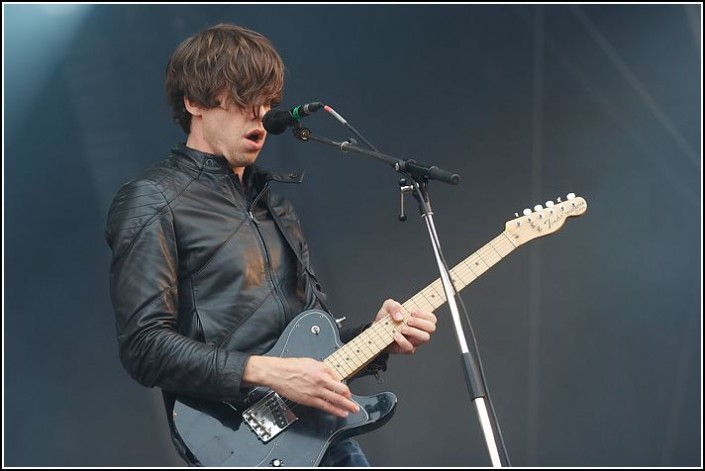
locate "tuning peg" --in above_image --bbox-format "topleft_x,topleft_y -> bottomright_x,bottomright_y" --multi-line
567,193 -> 576,200
533,204 -> 543,212
556,196 -> 562,202
514,212 -> 520,218
545,201 -> 555,207
523,208 -> 532,216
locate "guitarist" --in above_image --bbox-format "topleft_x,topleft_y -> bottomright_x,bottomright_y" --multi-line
105,22 -> 437,467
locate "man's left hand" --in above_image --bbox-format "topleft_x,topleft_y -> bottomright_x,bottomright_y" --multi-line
374,299 -> 437,355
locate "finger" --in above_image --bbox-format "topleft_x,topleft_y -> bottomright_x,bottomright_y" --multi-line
320,365 -> 352,397
410,309 -> 437,324
382,298 -> 402,312
407,317 -> 437,334
393,332 -> 416,354
374,300 -> 412,325
323,379 -> 352,400
401,325 -> 432,346
381,299 -> 404,322
321,388 -> 359,414
311,397 -> 352,418
324,366 -> 351,387
381,299 -> 401,316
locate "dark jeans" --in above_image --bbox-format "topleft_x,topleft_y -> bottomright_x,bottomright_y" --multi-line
319,438 -> 370,467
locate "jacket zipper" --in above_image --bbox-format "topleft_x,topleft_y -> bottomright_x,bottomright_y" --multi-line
232,179 -> 291,323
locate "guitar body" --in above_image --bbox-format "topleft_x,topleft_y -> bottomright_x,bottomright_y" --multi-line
172,310 -> 397,467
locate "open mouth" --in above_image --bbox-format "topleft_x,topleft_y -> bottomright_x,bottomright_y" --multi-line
245,130 -> 265,143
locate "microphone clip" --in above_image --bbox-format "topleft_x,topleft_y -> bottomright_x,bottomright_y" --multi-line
292,126 -> 311,141
340,138 -> 357,153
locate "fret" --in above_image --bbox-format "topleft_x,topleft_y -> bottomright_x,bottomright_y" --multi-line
351,335 -> 377,359
468,252 -> 490,275
323,359 -> 348,379
492,235 -> 514,257
400,232 -> 518,315
478,245 -> 501,267
325,353 -> 352,376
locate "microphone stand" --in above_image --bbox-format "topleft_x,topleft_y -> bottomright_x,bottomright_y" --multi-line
291,125 -> 508,467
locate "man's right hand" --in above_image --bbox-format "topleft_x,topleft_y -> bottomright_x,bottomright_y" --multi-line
242,356 -> 359,418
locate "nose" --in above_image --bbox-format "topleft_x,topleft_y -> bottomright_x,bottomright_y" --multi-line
253,104 -> 270,121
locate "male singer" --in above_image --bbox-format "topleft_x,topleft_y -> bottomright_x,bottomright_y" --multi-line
105,22 -> 436,467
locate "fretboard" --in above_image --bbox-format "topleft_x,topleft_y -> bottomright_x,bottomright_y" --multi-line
324,231 -> 518,380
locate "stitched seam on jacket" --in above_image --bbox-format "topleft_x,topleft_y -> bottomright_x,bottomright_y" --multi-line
119,285 -> 179,336
188,217 -> 248,278
215,288 -> 275,347
186,174 -> 258,278
114,171 -> 198,262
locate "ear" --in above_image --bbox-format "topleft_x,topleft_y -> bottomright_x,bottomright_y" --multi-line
184,97 -> 204,117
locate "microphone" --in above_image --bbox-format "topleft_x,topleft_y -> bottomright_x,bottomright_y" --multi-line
263,102 -> 324,135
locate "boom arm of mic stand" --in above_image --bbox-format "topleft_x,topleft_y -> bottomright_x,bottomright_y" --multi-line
292,127 -> 460,185
293,126 -> 506,466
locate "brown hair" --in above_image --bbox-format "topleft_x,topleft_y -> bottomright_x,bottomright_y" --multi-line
165,23 -> 284,133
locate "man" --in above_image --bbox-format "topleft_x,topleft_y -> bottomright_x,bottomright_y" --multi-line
105,23 -> 436,467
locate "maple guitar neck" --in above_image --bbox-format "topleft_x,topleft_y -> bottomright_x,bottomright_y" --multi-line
324,195 -> 587,380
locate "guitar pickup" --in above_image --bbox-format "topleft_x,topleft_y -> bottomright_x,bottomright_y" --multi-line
242,391 -> 298,442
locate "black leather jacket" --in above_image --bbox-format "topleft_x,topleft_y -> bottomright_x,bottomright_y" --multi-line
106,144 -> 382,404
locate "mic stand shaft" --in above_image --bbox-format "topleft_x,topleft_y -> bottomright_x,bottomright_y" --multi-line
294,127 -> 506,466
413,182 -> 503,467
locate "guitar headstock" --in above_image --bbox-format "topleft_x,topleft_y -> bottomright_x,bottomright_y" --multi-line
505,193 -> 587,246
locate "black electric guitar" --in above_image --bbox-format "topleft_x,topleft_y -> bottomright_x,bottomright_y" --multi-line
171,195 -> 587,466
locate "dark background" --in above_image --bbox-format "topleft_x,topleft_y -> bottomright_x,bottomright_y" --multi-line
4,4 -> 701,467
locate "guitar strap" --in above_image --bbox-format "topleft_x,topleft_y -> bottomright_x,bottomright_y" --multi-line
162,390 -> 201,465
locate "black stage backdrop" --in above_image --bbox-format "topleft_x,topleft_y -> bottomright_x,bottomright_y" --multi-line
4,4 -> 701,467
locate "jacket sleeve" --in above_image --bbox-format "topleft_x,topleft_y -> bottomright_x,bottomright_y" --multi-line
106,179 -> 249,402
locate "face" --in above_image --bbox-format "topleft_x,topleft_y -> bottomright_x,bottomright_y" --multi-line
185,91 -> 270,174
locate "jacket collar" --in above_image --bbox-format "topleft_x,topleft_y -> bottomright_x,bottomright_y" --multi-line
171,143 -> 232,174
170,143 -> 304,184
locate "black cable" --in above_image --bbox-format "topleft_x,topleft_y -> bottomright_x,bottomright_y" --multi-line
411,181 -> 512,467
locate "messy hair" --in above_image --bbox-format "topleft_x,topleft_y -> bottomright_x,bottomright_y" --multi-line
165,23 -> 284,133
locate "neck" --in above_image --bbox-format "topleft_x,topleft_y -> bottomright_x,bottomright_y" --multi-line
184,134 -> 245,179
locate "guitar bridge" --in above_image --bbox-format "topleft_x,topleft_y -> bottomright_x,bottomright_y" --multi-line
242,391 -> 298,442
